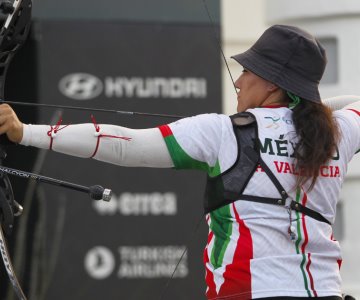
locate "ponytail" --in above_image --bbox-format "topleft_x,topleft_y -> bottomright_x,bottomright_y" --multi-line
291,100 -> 339,189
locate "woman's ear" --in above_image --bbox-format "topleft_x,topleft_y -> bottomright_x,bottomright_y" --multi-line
267,82 -> 279,92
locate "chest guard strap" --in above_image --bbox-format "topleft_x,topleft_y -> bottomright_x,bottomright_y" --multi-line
203,112 -> 330,225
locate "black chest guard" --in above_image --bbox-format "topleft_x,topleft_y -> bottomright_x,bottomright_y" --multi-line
203,112 -> 330,225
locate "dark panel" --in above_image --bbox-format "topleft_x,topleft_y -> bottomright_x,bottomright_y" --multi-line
33,20 -> 221,300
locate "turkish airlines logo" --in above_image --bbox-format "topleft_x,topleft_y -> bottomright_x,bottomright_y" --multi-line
59,73 -> 103,100
84,246 -> 115,279
84,245 -> 188,280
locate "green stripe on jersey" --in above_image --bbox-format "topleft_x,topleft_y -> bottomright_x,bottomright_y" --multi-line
294,188 -> 312,297
210,205 -> 233,269
295,188 -> 302,254
163,134 -> 221,177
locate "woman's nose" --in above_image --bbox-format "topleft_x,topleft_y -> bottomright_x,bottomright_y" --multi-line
234,75 -> 243,89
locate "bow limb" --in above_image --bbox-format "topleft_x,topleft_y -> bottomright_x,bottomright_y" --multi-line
0,147 -> 27,300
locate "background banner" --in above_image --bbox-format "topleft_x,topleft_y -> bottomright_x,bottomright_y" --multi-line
12,20 -> 222,299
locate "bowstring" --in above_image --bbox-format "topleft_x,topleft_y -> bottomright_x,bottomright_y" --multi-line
202,0 -> 238,96
158,214 -> 204,300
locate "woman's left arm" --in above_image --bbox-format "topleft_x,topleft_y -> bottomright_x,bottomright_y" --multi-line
21,124 -> 175,168
0,103 -> 174,168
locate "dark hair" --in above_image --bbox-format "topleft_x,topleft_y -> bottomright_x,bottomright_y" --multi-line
292,100 -> 339,189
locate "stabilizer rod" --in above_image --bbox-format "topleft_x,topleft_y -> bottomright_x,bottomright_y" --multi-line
0,166 -> 112,201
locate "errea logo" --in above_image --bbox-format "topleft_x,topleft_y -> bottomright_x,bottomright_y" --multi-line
59,73 -> 103,100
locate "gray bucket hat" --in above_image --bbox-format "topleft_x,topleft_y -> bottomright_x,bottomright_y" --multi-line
231,25 -> 327,102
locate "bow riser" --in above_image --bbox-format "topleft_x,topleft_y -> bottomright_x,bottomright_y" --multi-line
0,0 -> 33,299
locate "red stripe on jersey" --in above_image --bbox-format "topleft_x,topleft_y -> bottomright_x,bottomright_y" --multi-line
306,253 -> 318,297
337,259 -> 343,269
347,108 -> 360,116
301,193 -> 309,254
331,232 -> 342,271
262,104 -> 288,108
158,125 -> 173,137
217,203 -> 253,299
204,231 -> 217,299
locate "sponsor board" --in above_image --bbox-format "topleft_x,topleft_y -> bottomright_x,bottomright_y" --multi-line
92,192 -> 177,216
59,73 -> 207,100
84,245 -> 188,279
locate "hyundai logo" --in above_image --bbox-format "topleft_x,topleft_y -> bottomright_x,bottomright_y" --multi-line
59,73 -> 103,100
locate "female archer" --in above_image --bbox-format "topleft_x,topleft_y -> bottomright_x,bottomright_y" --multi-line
0,25 -> 359,299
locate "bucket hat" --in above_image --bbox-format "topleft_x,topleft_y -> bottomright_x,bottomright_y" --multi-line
231,25 -> 327,102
